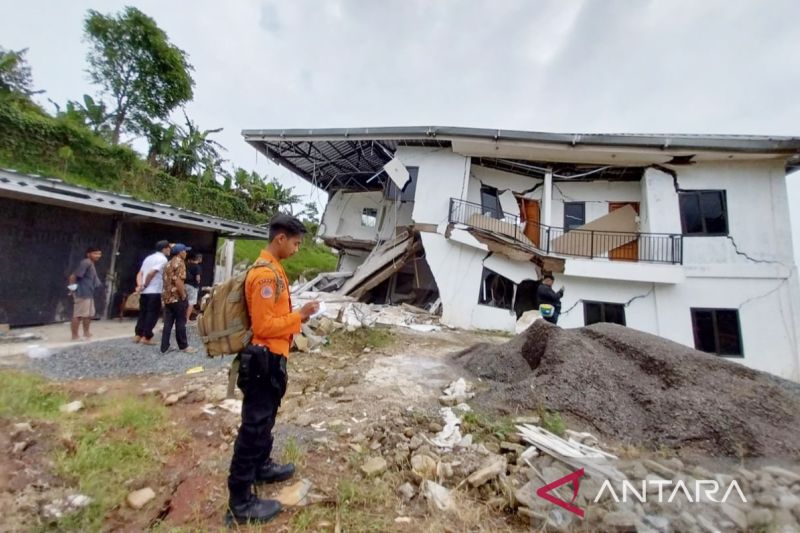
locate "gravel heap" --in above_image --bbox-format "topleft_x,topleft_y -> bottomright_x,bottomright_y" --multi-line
28,326 -> 230,380
452,320 -> 800,457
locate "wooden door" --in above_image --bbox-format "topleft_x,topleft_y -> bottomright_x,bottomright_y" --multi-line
519,199 -> 541,247
608,202 -> 639,261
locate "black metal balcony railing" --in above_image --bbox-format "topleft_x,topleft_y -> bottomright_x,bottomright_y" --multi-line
449,197 -> 683,265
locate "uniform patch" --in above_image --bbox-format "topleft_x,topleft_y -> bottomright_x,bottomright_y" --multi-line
260,285 -> 274,299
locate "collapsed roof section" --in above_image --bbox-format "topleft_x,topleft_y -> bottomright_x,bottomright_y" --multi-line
243,126 -> 800,191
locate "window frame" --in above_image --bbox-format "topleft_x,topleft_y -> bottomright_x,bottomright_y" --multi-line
477,267 -> 516,311
690,307 -> 743,357
678,190 -> 729,236
384,166 -> 419,203
563,202 -> 586,231
583,300 -> 626,326
480,186 -> 503,219
360,207 -> 378,228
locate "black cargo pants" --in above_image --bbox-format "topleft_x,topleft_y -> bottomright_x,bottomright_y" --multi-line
227,345 -> 288,497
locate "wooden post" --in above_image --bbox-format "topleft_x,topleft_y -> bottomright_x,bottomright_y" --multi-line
103,216 -> 124,318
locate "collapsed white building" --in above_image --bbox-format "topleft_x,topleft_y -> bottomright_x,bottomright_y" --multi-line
243,126 -> 800,380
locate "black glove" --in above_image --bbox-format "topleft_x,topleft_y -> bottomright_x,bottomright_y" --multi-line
557,287 -> 565,297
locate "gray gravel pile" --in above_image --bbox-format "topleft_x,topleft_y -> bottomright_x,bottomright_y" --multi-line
28,327 -> 230,380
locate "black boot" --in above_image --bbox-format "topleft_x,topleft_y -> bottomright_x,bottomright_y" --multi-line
255,460 -> 295,484
227,490 -> 282,525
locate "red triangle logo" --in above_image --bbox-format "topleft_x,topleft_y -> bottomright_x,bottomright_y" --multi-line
536,467 -> 585,518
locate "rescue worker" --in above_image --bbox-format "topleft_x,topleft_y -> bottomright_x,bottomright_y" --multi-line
537,274 -> 564,325
227,214 -> 320,525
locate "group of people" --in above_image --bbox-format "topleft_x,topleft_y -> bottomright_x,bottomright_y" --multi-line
132,239 -> 204,353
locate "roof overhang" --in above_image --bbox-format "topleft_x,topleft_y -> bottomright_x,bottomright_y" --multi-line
0,168 -> 269,239
243,126 -> 800,190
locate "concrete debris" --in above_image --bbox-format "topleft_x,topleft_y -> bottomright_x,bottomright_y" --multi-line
11,422 -> 33,437
164,390 -> 188,406
217,398 -> 242,414
126,487 -> 156,510
361,456 -> 388,477
398,482 -> 416,501
428,407 -> 463,450
422,480 -> 456,513
466,456 -> 507,487
59,400 -> 84,414
41,494 -> 93,519
411,454 -> 438,480
274,479 -> 313,507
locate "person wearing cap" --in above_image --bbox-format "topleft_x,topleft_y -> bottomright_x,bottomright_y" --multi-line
160,243 -> 197,354
537,273 -> 564,325
134,240 -> 171,344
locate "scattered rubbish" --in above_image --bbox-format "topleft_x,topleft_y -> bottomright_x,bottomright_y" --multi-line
428,407 -> 463,450
217,398 -> 242,414
59,401 -> 84,414
185,366 -> 204,374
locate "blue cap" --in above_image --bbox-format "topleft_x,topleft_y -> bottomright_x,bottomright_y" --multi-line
172,243 -> 191,254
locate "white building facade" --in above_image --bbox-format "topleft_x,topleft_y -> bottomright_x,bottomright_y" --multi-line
244,127 -> 800,380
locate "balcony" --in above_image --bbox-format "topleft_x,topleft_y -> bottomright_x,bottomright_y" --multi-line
448,198 -> 683,265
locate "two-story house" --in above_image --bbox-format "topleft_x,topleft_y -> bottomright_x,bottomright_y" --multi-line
243,126 -> 800,380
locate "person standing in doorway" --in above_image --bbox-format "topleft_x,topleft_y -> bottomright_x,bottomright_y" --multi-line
537,274 -> 564,325
226,214 -> 319,525
185,253 -> 203,322
160,243 -> 197,354
68,247 -> 102,340
134,240 -> 171,345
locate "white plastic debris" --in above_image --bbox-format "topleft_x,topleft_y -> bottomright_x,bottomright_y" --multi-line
429,407 -> 463,450
26,345 -> 52,359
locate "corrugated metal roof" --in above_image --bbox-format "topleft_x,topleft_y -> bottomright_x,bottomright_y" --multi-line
0,168 -> 269,239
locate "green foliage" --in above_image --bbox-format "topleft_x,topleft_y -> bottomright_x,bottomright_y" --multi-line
0,47 -> 38,97
234,235 -> 338,282
460,411 -> 516,441
329,327 -> 395,353
538,408 -> 566,437
84,6 -> 194,143
0,371 -> 68,419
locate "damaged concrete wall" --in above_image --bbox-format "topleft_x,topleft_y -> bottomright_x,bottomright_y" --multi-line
376,201 -> 414,241
555,276 -> 658,333
320,190 -> 384,242
395,147 -> 470,225
550,181 -> 641,228
640,167 -> 681,235
468,166 -> 542,206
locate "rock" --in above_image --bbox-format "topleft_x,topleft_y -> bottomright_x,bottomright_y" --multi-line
95,386 -> 109,395
500,441 -> 526,455
696,514 -> 719,533
762,466 -> 800,484
409,435 -> 423,450
642,459 -> 675,479
643,515 -> 670,533
467,456 -> 507,487
603,511 -> 638,531
661,458 -> 684,472
360,457 -> 387,477
518,506 -> 548,526
773,509 -> 798,533
411,454 -> 437,480
514,480 -> 542,510
59,401 -> 84,414
720,503 -> 747,531
12,440 -> 31,453
11,422 -> 33,437
756,493 -> 778,507
183,389 -> 205,403
164,391 -> 188,406
436,461 -> 454,480
736,467 -> 757,482
126,487 -> 156,510
394,516 -> 411,524
513,415 -> 541,425
398,482 -> 415,501
428,422 -> 443,433
622,461 -> 649,480
140,387 -> 161,397
484,441 -> 501,454
747,508 -> 774,528
403,427 -> 414,438
274,479 -> 313,507
456,434 -> 473,448
422,480 -> 456,513
779,492 -> 800,509
330,387 -> 345,398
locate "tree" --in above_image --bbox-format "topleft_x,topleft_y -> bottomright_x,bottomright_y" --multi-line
84,6 -> 194,144
167,112 -> 225,180
53,94 -> 113,139
0,47 -> 38,96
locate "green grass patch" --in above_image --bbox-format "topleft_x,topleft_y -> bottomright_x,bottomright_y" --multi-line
234,237 -> 337,282
329,327 -> 395,353
0,371 -> 69,419
538,407 -> 566,437
53,395 -> 181,531
281,436 -> 306,468
461,410 -> 516,441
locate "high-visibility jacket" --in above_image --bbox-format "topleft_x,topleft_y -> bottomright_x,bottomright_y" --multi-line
245,250 -> 301,356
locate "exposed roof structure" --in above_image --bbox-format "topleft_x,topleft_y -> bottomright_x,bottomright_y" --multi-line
0,168 -> 269,239
243,126 -> 800,190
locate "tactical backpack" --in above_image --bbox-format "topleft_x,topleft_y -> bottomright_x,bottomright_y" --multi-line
197,258 -> 283,358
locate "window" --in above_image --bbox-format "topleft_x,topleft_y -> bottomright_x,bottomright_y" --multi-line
480,186 -> 503,219
477,268 -> 515,310
679,191 -> 728,235
564,202 -> 586,231
584,301 -> 626,326
361,208 -> 377,227
384,166 -> 419,202
691,308 -> 742,357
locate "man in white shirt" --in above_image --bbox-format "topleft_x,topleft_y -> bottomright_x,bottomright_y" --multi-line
133,240 -> 171,344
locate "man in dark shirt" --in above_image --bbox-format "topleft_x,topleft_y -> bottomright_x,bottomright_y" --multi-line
68,247 -> 103,340
536,274 -> 564,325
185,253 -> 203,322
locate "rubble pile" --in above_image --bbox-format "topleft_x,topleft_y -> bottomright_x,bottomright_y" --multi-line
452,320 -> 800,457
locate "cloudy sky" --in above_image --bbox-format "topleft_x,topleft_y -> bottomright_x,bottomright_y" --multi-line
2,0 -> 800,253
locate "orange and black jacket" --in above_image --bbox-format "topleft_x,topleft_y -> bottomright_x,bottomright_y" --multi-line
244,250 -> 301,357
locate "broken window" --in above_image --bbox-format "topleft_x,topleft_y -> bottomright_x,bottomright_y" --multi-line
384,166 -> 419,202
584,301 -> 626,326
478,267 -> 515,310
679,191 -> 728,235
480,186 -> 503,219
361,208 -> 378,228
564,202 -> 586,231
691,308 -> 742,357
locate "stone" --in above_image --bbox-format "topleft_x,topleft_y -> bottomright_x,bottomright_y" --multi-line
409,435 -> 423,450
394,517 -> 411,524
12,422 -> 33,436
411,454 -> 437,480
360,456 -> 387,477
95,386 -> 109,395
514,480 -> 542,510
661,458 -> 684,472
773,509 -> 799,533
602,511 -> 638,531
12,440 -> 31,453
500,441 -> 526,455
456,434 -> 473,448
643,459 -> 675,479
126,487 -> 156,510
720,503 -> 747,531
141,387 -> 161,397
622,461 -> 649,480
514,415 -> 541,425
398,482 -> 415,501
428,422 -> 443,433
484,441 -> 501,454
736,467 -> 757,482
59,401 -> 84,414
643,515 -> 670,533
747,508 -> 774,528
467,456 -> 507,487
696,514 -> 719,533
779,492 -> 800,509
403,427 -> 414,438
756,493 -> 778,507
274,479 -> 313,507
164,391 -> 188,406
422,480 -> 456,512
762,466 -> 800,484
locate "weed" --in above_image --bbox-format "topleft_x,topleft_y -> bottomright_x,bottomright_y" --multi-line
281,436 -> 306,467
538,407 -> 566,437
329,327 -> 395,352
460,410 -> 516,441
0,370 -> 68,419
